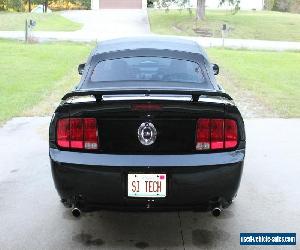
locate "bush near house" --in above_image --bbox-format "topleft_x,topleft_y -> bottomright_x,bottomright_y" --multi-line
147,0 -> 155,7
265,0 -> 300,13
289,0 -> 300,12
0,0 -> 24,11
49,0 -> 90,11
0,0 -> 90,11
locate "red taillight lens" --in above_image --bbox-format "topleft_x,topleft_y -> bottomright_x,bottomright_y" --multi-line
210,119 -> 224,149
83,118 -> 98,150
56,118 -> 98,150
57,118 -> 70,148
196,118 -> 238,151
224,119 -> 238,149
196,119 -> 210,150
70,118 -> 84,149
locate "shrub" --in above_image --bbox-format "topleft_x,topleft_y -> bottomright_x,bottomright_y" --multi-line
0,0 -> 90,11
147,0 -> 155,7
264,0 -> 275,10
273,0 -> 291,11
289,0 -> 300,12
49,0 -> 89,10
0,0 -> 25,11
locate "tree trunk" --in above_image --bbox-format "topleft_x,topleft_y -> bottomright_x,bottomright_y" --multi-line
45,0 -> 48,12
28,0 -> 31,12
196,0 -> 206,20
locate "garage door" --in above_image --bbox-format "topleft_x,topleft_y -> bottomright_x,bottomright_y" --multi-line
99,0 -> 142,9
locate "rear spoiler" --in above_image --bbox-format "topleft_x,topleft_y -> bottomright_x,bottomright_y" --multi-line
61,89 -> 233,103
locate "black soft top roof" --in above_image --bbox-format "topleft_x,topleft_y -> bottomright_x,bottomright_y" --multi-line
77,36 -> 221,93
94,36 -> 209,59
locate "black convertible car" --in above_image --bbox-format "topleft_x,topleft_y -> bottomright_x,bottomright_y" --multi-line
49,37 -> 246,217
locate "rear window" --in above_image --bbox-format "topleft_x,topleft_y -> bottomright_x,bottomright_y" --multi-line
90,57 -> 207,84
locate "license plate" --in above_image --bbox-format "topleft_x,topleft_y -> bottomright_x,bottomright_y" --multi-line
127,174 -> 167,198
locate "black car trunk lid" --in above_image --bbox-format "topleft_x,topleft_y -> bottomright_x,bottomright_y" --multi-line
66,99 -> 225,154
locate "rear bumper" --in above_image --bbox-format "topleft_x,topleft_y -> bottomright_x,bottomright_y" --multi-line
50,148 -> 245,211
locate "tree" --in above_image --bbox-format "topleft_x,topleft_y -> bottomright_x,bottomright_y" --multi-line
219,0 -> 240,14
196,0 -> 205,20
7,0 -> 23,11
196,0 -> 241,20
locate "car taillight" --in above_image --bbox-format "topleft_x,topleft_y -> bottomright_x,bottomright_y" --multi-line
56,118 -> 98,150
57,119 -> 70,148
224,119 -> 238,149
196,118 -> 238,151
195,119 -> 210,150
211,119 -> 224,150
83,118 -> 98,150
70,118 -> 83,149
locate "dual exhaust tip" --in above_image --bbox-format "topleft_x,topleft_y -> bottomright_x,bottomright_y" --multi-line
71,207 -> 222,218
211,207 -> 222,217
72,207 -> 81,218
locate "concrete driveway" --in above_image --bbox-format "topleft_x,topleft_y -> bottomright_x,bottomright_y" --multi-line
61,9 -> 150,39
0,117 -> 299,249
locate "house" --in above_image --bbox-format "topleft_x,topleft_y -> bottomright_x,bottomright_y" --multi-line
91,0 -> 264,11
91,0 -> 147,10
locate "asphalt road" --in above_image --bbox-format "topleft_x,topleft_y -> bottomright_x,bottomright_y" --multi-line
0,117 -> 299,249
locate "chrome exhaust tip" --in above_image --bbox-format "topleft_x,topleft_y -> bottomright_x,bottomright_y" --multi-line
211,207 -> 221,217
72,207 -> 81,218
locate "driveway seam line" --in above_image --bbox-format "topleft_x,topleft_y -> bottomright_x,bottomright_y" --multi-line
177,211 -> 185,250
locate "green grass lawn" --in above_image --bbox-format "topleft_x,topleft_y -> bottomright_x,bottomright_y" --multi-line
0,40 -> 299,124
208,49 -> 300,117
0,12 -> 82,31
148,9 -> 300,41
0,40 -> 92,123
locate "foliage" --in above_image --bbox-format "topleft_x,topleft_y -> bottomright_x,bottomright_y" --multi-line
195,0 -> 241,20
264,0 -> 300,12
219,0 -> 240,14
273,0 -> 292,11
153,0 -> 190,9
161,0 -> 171,9
176,0 -> 190,8
264,0 -> 276,10
147,0 -> 156,7
49,0 -> 90,10
0,0 -> 25,11
289,0 -> 300,12
0,0 -> 90,11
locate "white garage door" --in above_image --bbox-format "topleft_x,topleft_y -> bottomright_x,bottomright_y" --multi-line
99,0 -> 142,9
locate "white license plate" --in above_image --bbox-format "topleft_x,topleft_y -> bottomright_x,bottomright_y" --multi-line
127,174 -> 167,198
